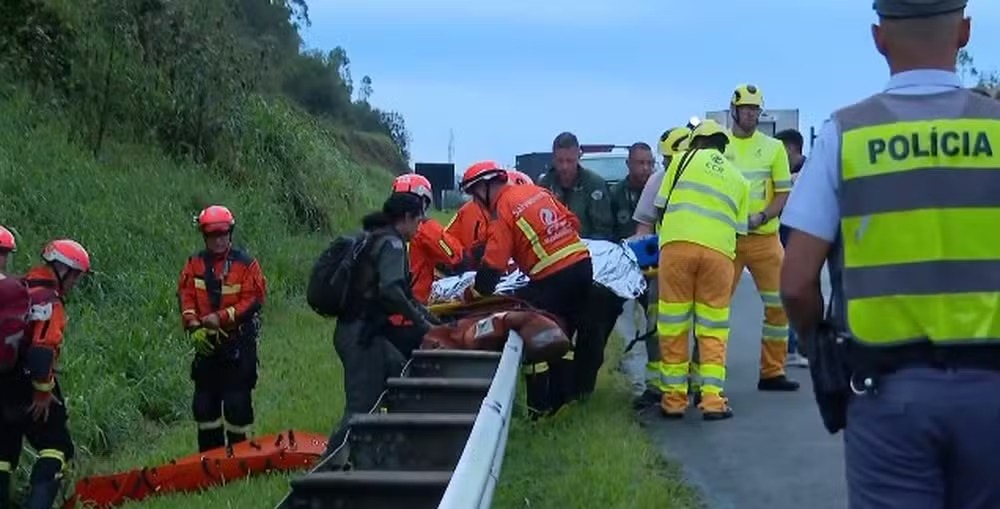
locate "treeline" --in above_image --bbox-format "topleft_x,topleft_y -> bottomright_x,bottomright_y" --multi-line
0,0 -> 410,166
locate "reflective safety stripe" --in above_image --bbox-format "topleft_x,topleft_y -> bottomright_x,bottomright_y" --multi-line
693,302 -> 730,342
437,239 -> 454,257
773,178 -> 792,190
0,461 -> 10,473
655,181 -> 739,213
38,449 -> 66,468
699,363 -> 726,395
193,278 -> 241,295
663,203 -> 743,233
198,418 -> 224,430
523,362 -> 549,374
513,217 -> 588,276
741,169 -> 771,181
762,324 -> 789,341
836,93 -> 1000,346
657,301 -> 692,337
224,419 -> 253,434
659,361 -> 689,394
225,306 -> 236,322
760,291 -> 782,307
33,380 -> 55,392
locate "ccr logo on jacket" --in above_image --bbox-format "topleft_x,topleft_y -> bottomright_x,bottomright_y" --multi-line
482,185 -> 589,281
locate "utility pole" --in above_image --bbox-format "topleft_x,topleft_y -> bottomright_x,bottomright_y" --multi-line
448,128 -> 455,164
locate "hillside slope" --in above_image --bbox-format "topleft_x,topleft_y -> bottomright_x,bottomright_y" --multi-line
0,87 -> 392,471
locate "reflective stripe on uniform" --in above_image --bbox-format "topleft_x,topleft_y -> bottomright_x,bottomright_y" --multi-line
193,278 -> 241,295
835,92 -> 1000,346
437,239 -> 454,257
224,419 -> 253,434
513,217 -> 588,276
198,417 -> 224,430
0,461 -> 10,473
38,449 -> 66,469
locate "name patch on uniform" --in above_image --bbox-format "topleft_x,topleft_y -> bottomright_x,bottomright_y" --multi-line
867,130 -> 993,164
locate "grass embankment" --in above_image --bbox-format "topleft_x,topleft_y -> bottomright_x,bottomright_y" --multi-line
0,92 -> 696,507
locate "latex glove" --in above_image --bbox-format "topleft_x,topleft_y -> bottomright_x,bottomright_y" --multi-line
190,327 -> 215,356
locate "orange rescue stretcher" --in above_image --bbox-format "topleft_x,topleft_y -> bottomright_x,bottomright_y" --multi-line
62,430 -> 327,508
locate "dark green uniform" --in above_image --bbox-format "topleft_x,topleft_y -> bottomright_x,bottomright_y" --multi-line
323,227 -> 436,460
609,179 -> 644,241
538,166 -> 615,240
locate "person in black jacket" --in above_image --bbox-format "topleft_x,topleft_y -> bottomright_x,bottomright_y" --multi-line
323,192 -> 440,463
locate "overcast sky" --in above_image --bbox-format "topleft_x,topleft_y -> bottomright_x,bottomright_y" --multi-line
303,0 -> 1000,171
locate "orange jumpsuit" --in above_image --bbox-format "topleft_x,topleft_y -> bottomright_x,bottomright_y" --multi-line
446,201 -> 491,269
177,247 -> 267,452
408,219 -> 463,304
0,266 -> 73,505
475,184 -> 592,416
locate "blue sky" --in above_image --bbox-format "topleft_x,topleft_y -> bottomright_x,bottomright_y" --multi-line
303,0 -> 1000,171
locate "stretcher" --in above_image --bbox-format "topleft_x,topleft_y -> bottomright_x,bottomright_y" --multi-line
62,430 -> 327,508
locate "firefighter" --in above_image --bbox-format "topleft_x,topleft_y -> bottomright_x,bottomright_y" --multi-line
725,84 -> 799,391
462,160 -> 593,416
391,173 -> 464,303
324,193 -> 434,462
0,239 -> 91,509
0,227 -> 15,274
177,205 -> 268,453
655,120 -> 750,420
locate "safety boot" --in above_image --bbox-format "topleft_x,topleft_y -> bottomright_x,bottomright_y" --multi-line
758,375 -> 800,391
632,390 -> 661,410
660,408 -> 685,420
702,407 -> 734,421
25,479 -> 60,509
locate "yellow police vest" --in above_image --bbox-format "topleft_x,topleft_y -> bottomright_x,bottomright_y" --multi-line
836,90 -> 1000,347
654,148 -> 750,260
725,131 -> 792,235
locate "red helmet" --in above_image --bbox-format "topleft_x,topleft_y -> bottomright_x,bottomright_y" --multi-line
460,160 -> 507,192
506,169 -> 534,186
197,205 -> 235,234
42,239 -> 91,273
0,226 -> 15,252
392,174 -> 433,203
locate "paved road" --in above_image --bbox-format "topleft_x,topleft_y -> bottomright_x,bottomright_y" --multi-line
638,268 -> 846,509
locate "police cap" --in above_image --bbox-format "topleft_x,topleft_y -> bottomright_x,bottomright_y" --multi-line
873,0 -> 967,19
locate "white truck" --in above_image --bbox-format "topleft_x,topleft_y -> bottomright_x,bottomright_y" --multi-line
704,108 -> 800,137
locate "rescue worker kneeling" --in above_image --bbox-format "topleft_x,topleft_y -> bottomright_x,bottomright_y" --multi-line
0,239 -> 91,509
654,120 -> 750,420
324,193 -> 439,460
177,206 -> 267,452
461,161 -> 592,417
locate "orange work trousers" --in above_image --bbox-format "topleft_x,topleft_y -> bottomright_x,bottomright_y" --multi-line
731,232 -> 788,379
657,241 -> 734,414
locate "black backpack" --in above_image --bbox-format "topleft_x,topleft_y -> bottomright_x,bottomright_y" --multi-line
306,233 -> 377,318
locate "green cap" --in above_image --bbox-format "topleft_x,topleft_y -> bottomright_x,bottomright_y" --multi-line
873,0 -> 967,18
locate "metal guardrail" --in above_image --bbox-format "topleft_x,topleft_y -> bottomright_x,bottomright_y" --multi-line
437,332 -> 523,509
278,331 -> 524,509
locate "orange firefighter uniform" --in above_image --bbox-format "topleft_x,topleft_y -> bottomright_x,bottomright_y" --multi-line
1,239 -> 91,509
462,161 -> 592,416
178,205 -> 267,452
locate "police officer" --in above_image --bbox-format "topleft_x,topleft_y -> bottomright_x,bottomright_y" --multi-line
538,132 -> 623,398
177,205 -> 267,452
538,131 -> 615,240
324,193 -> 437,461
781,1 -> 1000,506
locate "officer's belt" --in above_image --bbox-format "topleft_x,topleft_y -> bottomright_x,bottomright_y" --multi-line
852,343 -> 1000,375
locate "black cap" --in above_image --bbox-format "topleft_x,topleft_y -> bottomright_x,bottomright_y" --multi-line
873,0 -> 967,18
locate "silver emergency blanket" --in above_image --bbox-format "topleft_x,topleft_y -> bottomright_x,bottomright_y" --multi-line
428,239 -> 647,303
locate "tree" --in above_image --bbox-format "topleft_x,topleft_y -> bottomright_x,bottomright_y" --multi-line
958,49 -> 999,87
359,75 -> 373,102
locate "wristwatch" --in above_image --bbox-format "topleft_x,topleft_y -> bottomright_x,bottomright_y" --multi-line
758,212 -> 769,223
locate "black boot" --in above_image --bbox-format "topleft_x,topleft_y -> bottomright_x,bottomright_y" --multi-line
758,375 -> 800,392
198,428 -> 226,453
0,471 -> 11,509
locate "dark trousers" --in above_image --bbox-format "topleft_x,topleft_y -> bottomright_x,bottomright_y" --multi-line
0,376 -> 73,509
575,284 -> 626,396
779,225 -> 799,354
845,367 -> 1000,509
191,334 -> 259,453
515,258 -> 593,416
324,319 -> 406,458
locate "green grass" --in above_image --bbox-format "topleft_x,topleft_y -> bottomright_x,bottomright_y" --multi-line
0,91 -> 697,508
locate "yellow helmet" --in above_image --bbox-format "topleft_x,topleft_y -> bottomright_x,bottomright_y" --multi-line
658,127 -> 691,156
731,84 -> 763,107
691,119 -> 729,141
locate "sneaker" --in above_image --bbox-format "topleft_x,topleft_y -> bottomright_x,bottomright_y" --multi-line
786,352 -> 810,368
